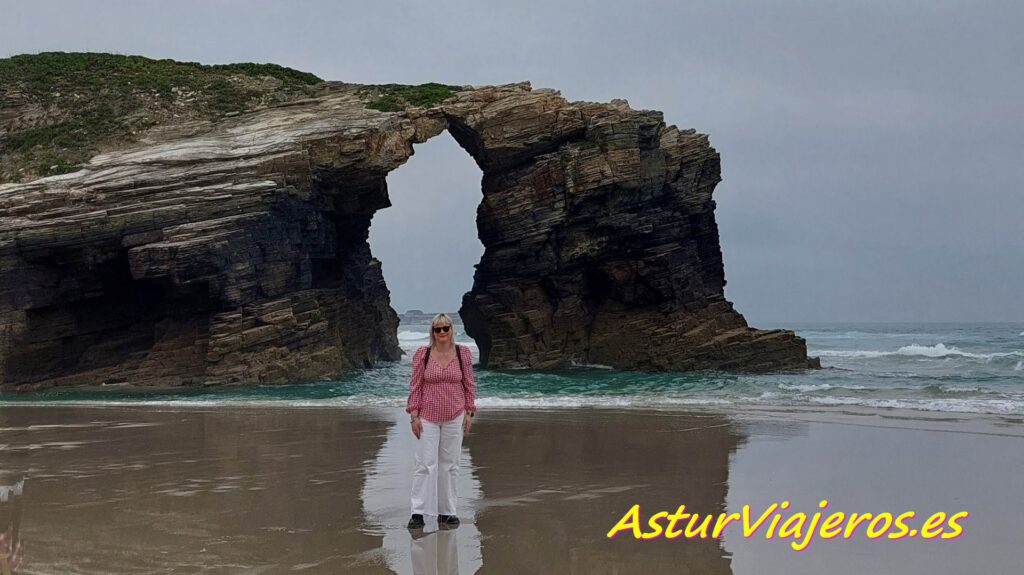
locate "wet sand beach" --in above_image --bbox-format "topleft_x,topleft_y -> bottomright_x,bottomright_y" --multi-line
1,404 -> 1022,574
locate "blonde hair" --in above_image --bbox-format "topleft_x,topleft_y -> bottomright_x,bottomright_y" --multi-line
428,313 -> 456,348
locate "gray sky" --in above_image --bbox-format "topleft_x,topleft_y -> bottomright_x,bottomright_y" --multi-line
3,0 -> 1021,323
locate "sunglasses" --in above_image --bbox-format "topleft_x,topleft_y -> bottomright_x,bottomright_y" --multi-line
432,325 -> 452,334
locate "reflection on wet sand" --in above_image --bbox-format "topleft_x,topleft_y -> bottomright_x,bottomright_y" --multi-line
359,408 -> 742,574
465,409 -> 741,574
410,528 -> 458,575
0,406 -> 394,573
2,404 -> 1022,573
1,406 -> 742,574
1,471 -> 24,573
360,410 -> 482,574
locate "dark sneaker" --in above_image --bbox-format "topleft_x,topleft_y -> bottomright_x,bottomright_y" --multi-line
438,514 -> 460,527
407,514 -> 425,529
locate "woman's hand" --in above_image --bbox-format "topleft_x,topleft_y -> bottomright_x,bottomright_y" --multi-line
411,416 -> 422,439
462,413 -> 473,434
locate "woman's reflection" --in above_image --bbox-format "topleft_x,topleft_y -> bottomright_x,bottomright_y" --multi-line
410,528 -> 459,575
0,472 -> 24,574
361,410 -> 482,574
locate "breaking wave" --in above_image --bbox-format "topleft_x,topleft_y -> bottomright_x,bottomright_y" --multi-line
816,343 -> 1023,360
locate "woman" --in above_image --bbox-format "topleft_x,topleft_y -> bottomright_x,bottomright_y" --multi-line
405,313 -> 477,530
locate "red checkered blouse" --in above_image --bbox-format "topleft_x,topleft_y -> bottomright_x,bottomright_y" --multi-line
405,344 -> 477,423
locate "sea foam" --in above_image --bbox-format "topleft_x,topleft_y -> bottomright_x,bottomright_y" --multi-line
20,393 -> 1023,416
805,396 -> 1023,416
817,343 -> 1023,360
778,383 -> 868,392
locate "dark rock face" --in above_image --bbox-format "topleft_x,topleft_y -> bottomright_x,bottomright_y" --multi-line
0,82 -> 815,390
445,90 -> 813,371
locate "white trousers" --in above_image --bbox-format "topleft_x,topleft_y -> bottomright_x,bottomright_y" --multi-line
410,411 -> 465,516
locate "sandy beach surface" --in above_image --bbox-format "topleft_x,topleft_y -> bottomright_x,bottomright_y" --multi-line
1,404 -> 1022,574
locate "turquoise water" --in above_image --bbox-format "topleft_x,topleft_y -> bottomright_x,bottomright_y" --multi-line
2,322 -> 1023,415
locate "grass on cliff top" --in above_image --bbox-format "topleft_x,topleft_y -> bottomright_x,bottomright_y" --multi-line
0,53 -> 465,184
356,82 -> 464,112
0,52 -> 325,183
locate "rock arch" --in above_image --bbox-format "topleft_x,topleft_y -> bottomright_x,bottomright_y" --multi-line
0,82 -> 814,390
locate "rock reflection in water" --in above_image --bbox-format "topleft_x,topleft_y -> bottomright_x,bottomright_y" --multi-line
0,406 -> 393,573
364,408 -> 743,574
0,405 -> 742,574
465,409 -> 742,574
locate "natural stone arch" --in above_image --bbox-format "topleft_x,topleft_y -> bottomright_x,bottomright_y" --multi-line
0,81 -> 814,390
436,84 -> 813,371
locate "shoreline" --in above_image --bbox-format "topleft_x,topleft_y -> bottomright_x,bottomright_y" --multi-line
2,398 -> 1022,429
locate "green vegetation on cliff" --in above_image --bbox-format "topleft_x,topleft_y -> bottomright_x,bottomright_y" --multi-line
0,52 -> 325,182
0,53 -> 466,184
357,82 -> 464,112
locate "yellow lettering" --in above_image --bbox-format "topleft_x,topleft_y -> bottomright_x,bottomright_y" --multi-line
888,511 -> 916,539
819,512 -> 846,539
665,505 -> 689,539
742,503 -> 778,537
766,501 -> 791,539
921,512 -> 947,539
642,511 -> 669,540
712,512 -> 741,538
866,513 -> 894,538
778,513 -> 807,540
607,504 -> 643,539
942,511 -> 968,539
843,513 -> 873,538
684,513 -> 713,538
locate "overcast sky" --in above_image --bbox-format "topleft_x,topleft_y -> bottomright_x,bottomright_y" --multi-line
3,1 -> 1021,323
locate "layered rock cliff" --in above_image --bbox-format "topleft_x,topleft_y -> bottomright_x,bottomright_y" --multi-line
0,60 -> 817,390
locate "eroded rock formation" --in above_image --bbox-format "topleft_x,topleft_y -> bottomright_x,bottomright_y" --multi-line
0,81 -> 816,390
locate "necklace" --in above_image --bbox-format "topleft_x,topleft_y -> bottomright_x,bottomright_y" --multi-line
432,345 -> 456,368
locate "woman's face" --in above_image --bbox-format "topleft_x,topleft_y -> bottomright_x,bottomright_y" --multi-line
433,322 -> 452,343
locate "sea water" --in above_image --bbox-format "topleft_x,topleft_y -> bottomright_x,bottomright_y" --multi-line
2,322 -> 1022,415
